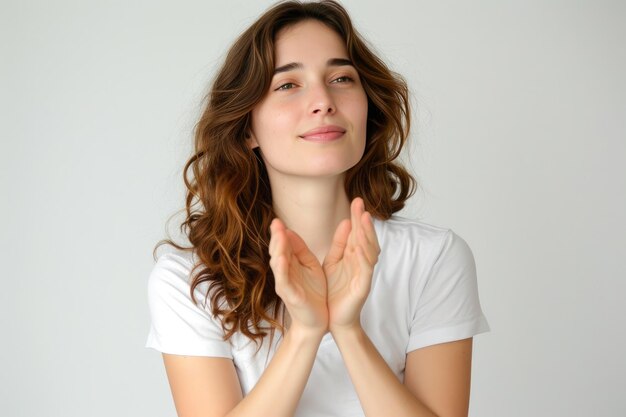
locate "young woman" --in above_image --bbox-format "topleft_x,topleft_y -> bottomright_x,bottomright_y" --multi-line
146,1 -> 489,416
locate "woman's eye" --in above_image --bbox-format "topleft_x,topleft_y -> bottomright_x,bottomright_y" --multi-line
275,82 -> 296,91
332,76 -> 354,84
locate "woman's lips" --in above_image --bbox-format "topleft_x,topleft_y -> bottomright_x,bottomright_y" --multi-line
299,125 -> 346,142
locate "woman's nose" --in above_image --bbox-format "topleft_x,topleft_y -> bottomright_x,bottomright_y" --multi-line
309,85 -> 336,115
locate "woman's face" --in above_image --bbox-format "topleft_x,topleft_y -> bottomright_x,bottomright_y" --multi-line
249,19 -> 368,180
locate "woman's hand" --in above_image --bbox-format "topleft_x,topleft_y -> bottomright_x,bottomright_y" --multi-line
323,198 -> 380,331
269,218 -> 328,335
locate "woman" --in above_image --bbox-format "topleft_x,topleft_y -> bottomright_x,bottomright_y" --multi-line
146,1 -> 489,416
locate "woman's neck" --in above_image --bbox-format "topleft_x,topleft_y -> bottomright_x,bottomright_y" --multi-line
270,174 -> 351,264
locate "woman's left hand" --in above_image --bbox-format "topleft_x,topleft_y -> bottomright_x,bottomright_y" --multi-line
323,197 -> 380,331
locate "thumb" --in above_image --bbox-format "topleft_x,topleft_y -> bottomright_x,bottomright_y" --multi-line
323,219 -> 351,267
285,229 -> 320,268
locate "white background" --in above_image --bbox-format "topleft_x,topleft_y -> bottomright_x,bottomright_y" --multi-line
2,1 -> 625,416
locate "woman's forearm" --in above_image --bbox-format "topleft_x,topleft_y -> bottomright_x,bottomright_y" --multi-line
332,325 -> 438,417
226,326 -> 323,417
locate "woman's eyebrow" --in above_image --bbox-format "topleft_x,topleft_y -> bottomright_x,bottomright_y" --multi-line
327,58 -> 353,67
273,58 -> 354,75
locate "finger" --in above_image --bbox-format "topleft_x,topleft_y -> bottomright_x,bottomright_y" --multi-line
354,245 -> 374,296
355,224 -> 375,265
271,253 -> 288,288
360,211 -> 381,259
269,220 -> 292,287
269,218 -> 285,255
285,229 -> 320,268
268,219 -> 278,256
324,219 -> 351,267
352,198 -> 374,259
349,197 -> 364,248
270,251 -> 291,300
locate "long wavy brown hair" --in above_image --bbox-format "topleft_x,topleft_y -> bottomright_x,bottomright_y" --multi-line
155,0 -> 416,345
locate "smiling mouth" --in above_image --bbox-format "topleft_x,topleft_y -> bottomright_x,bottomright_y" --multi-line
299,125 -> 346,142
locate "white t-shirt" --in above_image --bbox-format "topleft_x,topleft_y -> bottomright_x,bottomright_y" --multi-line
146,216 -> 490,417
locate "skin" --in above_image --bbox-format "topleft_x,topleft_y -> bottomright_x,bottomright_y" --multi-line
162,20 -> 474,417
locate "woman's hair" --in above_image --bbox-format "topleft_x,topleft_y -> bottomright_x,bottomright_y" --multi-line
156,0 -> 416,345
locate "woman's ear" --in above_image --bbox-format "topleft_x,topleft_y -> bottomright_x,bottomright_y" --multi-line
246,131 -> 260,149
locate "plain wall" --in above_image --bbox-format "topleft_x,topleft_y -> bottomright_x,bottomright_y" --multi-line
2,0 -> 625,416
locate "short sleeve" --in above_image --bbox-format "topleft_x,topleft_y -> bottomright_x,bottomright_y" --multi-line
407,230 -> 490,352
145,252 -> 232,358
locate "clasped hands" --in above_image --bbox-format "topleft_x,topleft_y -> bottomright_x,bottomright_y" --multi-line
268,197 -> 380,337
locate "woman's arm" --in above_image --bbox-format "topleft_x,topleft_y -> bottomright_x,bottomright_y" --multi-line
332,326 -> 473,417
161,218 -> 328,417
324,198 -> 473,416
163,326 -> 324,417
404,338 -> 473,417
162,355 -> 241,417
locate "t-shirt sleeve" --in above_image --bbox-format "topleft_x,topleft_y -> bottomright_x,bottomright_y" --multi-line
407,230 -> 490,352
145,252 -> 232,358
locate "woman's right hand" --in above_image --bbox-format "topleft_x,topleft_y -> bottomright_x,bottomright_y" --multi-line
269,218 -> 328,335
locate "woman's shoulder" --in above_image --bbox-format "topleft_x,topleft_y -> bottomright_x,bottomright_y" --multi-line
374,215 -> 473,263
145,246 -> 232,357
147,246 -> 205,298
375,215 -> 453,244
153,246 -> 197,271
